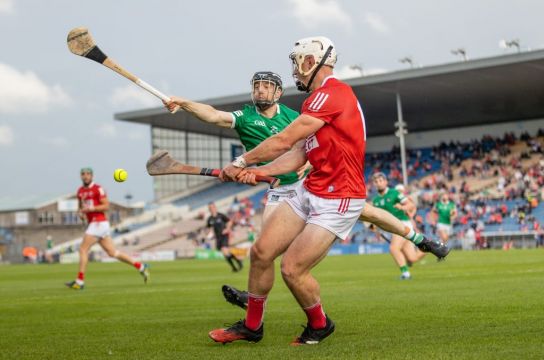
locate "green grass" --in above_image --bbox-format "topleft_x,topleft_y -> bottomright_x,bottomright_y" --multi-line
1,249 -> 543,360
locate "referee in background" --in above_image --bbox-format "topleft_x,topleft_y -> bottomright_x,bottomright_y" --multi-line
207,202 -> 242,272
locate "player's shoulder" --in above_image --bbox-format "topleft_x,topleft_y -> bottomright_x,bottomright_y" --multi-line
389,188 -> 401,197
304,77 -> 351,107
278,103 -> 299,118
319,76 -> 351,94
232,104 -> 256,128
92,183 -> 107,194
233,104 -> 255,117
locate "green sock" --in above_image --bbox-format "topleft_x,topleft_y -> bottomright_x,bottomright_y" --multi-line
400,265 -> 409,273
411,233 -> 424,245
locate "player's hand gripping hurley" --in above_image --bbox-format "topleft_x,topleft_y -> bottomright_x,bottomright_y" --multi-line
67,27 -> 179,113
146,150 -> 280,189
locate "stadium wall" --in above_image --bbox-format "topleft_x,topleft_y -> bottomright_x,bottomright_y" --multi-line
366,118 -> 544,153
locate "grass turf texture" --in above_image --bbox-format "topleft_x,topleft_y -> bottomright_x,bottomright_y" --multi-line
0,249 -> 542,360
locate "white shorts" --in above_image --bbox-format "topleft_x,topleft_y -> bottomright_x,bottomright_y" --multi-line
85,221 -> 111,239
285,182 -> 365,240
266,180 -> 301,206
437,223 -> 452,235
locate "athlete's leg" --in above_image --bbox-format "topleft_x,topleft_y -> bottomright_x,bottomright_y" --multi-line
401,240 -> 426,263
360,204 -> 421,243
208,201 -> 307,342
221,245 -> 241,271
262,203 -> 279,223
99,236 -> 138,266
389,235 -> 409,269
65,234 -> 98,288
219,199 -> 287,307
248,202 -> 306,295
78,234 -> 98,274
438,228 -> 450,244
280,224 -> 336,308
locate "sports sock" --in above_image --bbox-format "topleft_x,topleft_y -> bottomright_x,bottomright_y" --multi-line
235,257 -> 243,269
304,301 -> 327,329
225,255 -> 237,271
134,262 -> 144,271
77,272 -> 84,281
400,265 -> 409,274
245,293 -> 267,330
404,226 -> 423,245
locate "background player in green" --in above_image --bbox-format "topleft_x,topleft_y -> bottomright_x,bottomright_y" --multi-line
433,192 -> 458,245
370,173 -> 426,279
164,71 -> 309,223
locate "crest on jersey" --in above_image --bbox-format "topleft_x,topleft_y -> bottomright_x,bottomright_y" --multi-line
305,134 -> 320,152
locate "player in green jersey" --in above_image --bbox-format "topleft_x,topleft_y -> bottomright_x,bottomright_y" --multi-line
164,71 -> 309,223
432,192 -> 458,244
371,173 -> 426,279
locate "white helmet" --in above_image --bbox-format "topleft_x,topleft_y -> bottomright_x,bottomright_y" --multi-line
289,36 -> 337,77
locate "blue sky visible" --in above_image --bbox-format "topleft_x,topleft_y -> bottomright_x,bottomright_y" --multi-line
0,0 -> 542,203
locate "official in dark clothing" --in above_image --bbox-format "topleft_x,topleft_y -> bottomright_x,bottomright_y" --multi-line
207,202 -> 243,272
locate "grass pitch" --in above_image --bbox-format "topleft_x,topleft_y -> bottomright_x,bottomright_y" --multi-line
0,249 -> 543,359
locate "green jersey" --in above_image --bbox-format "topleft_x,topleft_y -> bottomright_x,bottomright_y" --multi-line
372,188 -> 410,221
435,201 -> 456,225
231,103 -> 301,186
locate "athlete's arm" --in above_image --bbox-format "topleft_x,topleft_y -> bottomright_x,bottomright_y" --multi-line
296,161 -> 312,180
165,96 -> 233,128
395,198 -> 416,215
223,219 -> 234,235
236,141 -> 307,185
82,196 -> 109,213
243,114 -> 324,164
77,198 -> 85,220
450,206 -> 458,220
220,114 -> 324,182
258,140 -> 307,176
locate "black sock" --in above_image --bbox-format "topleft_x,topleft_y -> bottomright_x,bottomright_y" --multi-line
225,255 -> 237,270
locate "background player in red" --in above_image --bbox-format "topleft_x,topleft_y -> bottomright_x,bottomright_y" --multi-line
65,168 -> 150,290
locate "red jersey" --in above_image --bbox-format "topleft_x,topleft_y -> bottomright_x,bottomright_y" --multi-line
301,76 -> 367,199
77,183 -> 108,223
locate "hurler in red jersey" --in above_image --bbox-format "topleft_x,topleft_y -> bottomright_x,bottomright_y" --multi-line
65,167 -> 150,290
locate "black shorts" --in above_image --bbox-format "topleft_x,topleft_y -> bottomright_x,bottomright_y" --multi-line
216,236 -> 229,250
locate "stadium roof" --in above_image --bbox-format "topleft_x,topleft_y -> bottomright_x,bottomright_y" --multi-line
0,194 -> 130,213
0,194 -> 73,212
115,50 -> 544,138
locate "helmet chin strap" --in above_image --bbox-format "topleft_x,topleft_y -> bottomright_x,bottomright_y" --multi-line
296,45 -> 333,93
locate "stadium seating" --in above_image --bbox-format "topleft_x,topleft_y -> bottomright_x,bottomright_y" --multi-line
50,132 -> 543,257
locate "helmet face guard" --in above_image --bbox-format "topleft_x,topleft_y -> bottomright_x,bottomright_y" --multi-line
289,37 -> 337,93
290,45 -> 333,93
251,72 -> 282,111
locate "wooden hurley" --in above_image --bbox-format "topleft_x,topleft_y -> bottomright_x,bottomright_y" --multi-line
67,27 -> 179,113
146,150 -> 280,189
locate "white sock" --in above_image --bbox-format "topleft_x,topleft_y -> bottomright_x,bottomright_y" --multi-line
76,279 -> 84,285
405,228 -> 416,240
